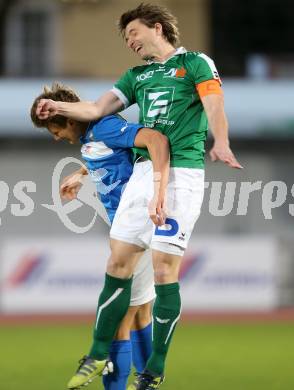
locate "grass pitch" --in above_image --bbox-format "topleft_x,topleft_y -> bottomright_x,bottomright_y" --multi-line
1,322 -> 294,390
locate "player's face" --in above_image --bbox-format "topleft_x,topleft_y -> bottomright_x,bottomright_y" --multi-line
48,121 -> 82,144
125,19 -> 161,61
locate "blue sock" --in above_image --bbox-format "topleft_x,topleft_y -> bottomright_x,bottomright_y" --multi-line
103,340 -> 132,390
130,323 -> 152,373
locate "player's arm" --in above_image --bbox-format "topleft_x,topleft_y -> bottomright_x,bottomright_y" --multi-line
36,91 -> 124,122
198,80 -> 243,169
60,166 -> 88,201
134,128 -> 170,226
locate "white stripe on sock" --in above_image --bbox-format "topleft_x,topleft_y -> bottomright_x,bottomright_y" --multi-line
164,308 -> 182,345
95,288 -> 124,329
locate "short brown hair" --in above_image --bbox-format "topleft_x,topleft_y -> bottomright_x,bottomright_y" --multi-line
118,3 -> 180,47
30,82 -> 80,129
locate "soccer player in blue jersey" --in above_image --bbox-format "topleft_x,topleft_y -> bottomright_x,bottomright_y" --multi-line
30,83 -> 170,390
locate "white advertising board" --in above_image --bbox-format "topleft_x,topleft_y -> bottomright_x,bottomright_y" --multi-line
180,237 -> 278,310
0,236 -> 278,313
0,237 -> 109,313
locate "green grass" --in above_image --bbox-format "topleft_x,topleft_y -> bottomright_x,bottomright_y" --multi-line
1,322 -> 294,390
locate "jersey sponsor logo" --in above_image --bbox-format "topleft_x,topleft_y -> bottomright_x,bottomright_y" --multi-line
163,68 -> 177,78
175,67 -> 187,78
88,168 -> 121,195
81,142 -> 114,159
147,91 -> 169,117
144,118 -> 175,128
163,67 -> 187,79
143,87 -> 175,120
136,70 -> 154,82
155,218 -> 179,237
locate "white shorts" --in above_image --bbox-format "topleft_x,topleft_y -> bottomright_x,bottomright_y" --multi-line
130,249 -> 155,306
110,160 -> 205,255
93,186 -> 155,307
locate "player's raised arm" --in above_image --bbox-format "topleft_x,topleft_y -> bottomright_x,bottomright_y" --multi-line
134,128 -> 170,226
36,90 -> 124,122
201,92 -> 243,169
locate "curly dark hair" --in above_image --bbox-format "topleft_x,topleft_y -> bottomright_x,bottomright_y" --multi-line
118,3 -> 180,47
30,82 -> 80,129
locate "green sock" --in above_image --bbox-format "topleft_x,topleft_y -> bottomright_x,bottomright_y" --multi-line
146,283 -> 181,375
89,273 -> 132,360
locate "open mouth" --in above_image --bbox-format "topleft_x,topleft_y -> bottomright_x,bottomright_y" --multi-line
135,46 -> 142,54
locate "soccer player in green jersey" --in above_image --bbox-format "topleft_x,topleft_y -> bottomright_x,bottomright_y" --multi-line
36,4 -> 242,389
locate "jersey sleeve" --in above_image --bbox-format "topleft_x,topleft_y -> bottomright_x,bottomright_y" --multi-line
91,115 -> 143,148
111,70 -> 136,108
188,53 -> 222,86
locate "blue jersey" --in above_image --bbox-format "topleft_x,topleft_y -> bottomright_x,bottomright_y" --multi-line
80,115 -> 143,223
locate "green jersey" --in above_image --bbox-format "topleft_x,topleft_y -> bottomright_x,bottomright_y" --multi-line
112,47 -> 221,168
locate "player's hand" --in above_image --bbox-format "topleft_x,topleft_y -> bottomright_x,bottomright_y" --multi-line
148,191 -> 167,226
36,99 -> 58,119
60,171 -> 85,201
209,142 -> 243,169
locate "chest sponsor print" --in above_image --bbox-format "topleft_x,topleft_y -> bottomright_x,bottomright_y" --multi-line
142,87 -> 175,120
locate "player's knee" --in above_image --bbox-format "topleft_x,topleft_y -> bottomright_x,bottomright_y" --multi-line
154,264 -> 176,284
107,255 -> 132,278
153,258 -> 179,283
153,258 -> 181,283
152,243 -> 183,283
